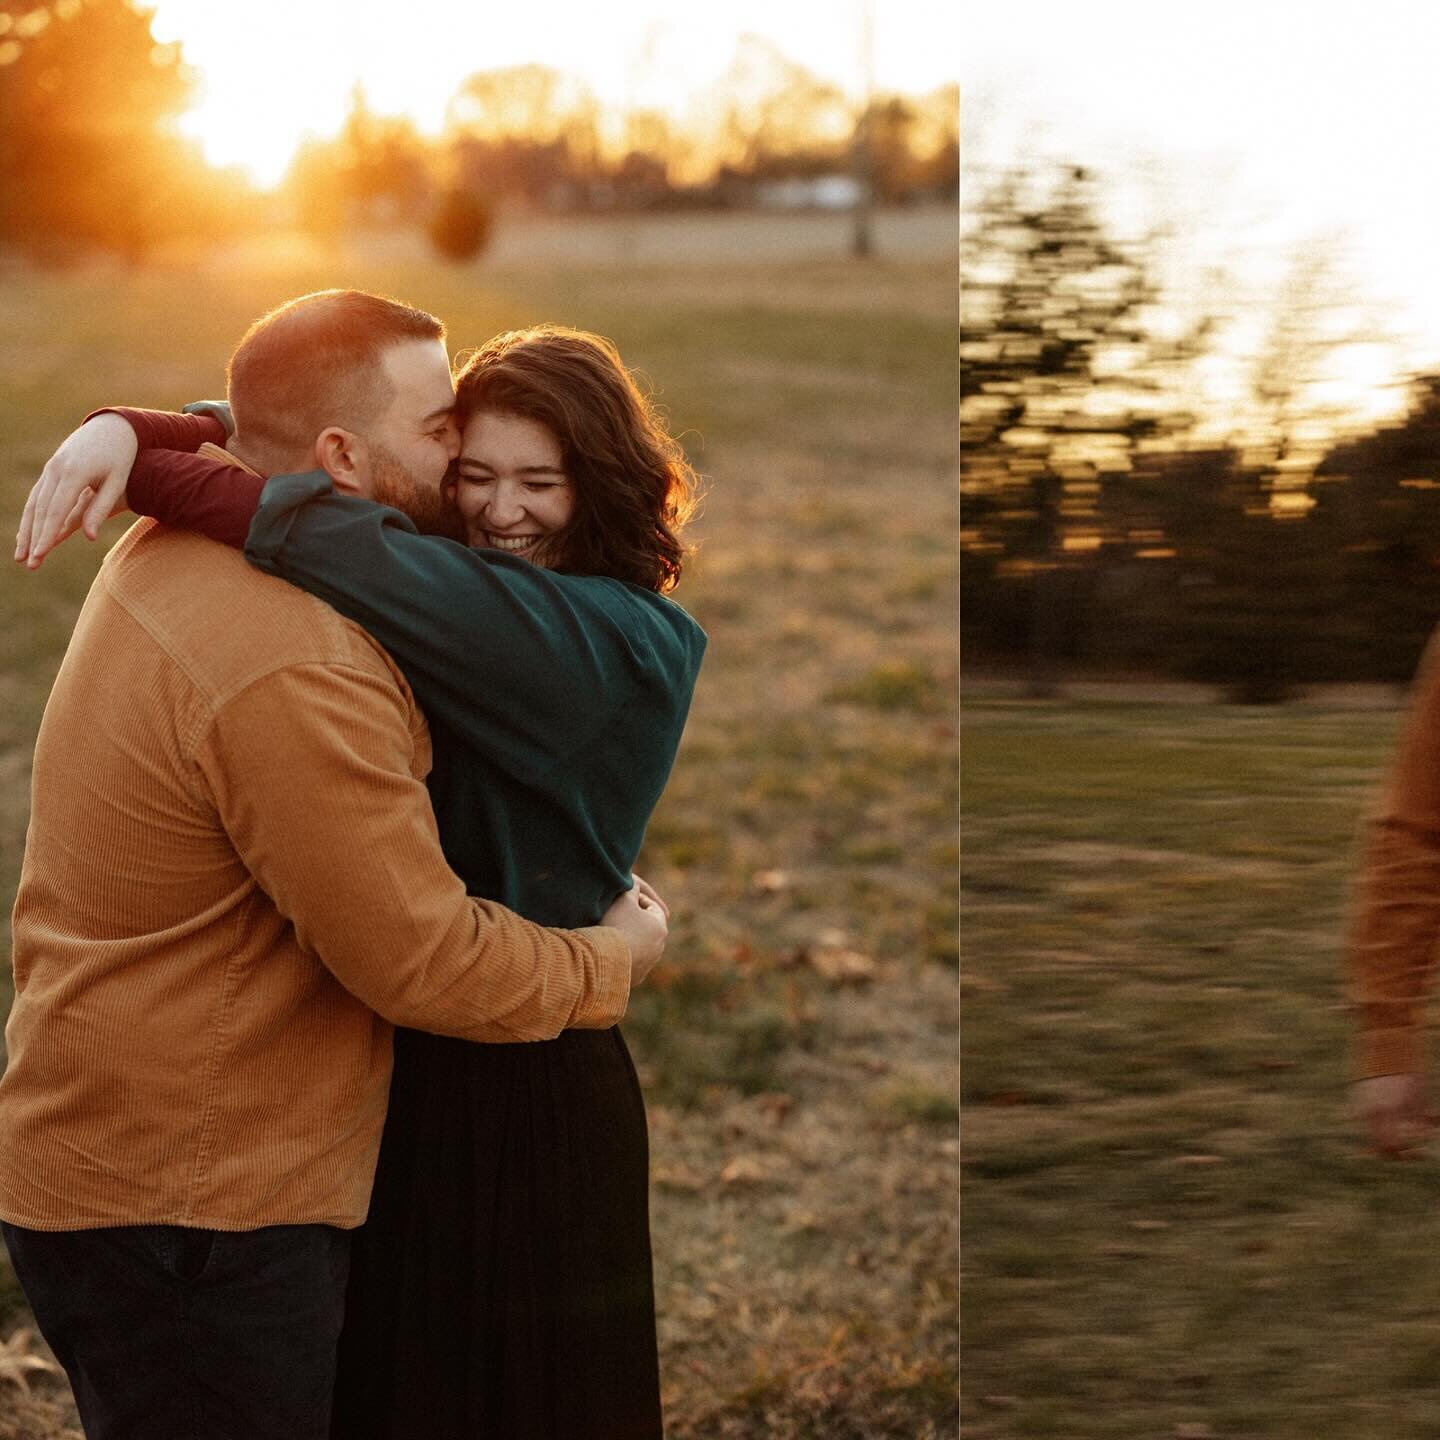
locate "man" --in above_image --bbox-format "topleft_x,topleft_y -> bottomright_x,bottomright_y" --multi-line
1351,633 -> 1440,1158
1,290 -> 668,1439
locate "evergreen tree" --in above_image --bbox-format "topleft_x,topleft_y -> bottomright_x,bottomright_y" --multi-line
0,0 -> 217,259
961,164 -> 1196,689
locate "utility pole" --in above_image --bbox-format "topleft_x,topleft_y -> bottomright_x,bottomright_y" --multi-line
852,0 -> 875,258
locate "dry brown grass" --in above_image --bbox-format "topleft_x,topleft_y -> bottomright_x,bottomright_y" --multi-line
0,209 -> 959,1436
958,699 -> 1440,1437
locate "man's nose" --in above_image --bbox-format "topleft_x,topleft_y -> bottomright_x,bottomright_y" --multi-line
445,419 -> 462,459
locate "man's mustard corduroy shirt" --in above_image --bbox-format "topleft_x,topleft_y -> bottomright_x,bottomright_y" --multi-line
1350,632 -> 1440,1078
0,494 -> 630,1232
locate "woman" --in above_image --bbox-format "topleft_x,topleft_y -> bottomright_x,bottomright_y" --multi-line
67,325 -> 705,1439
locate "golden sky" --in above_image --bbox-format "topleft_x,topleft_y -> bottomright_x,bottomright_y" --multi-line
151,0 -> 958,186
965,0 -> 1440,421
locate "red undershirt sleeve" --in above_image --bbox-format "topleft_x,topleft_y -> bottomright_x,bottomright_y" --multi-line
85,405 -> 262,550
85,406 -> 226,452
128,451 -> 264,550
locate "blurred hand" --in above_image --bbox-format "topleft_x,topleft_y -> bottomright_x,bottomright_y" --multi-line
16,412 -> 138,570
1354,1072 -> 1438,1158
601,881 -> 669,988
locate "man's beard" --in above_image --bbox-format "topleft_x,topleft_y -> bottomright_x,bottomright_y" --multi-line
369,445 -> 467,543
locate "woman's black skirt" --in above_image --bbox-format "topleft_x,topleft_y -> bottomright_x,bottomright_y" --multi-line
329,1025 -> 662,1440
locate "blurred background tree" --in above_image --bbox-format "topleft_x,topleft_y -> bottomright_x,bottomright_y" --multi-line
960,158 -> 1440,700
442,65 -> 596,211
0,0 -> 244,260
1309,374 -> 1440,681
961,164 -> 1198,694
427,185 -> 493,263
336,87 -> 434,228
0,11 -> 957,262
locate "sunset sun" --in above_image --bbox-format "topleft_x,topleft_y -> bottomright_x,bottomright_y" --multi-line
148,0 -> 957,186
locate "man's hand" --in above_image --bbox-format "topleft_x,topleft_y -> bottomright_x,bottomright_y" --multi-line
1354,1072 -> 1438,1158
602,876 -> 670,987
16,413 -> 138,570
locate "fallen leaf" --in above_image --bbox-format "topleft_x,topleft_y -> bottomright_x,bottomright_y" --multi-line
807,947 -> 877,985
756,1092 -> 795,1123
985,1089 -> 1031,1106
721,1155 -> 767,1186
648,1104 -> 679,1134
751,869 -> 790,894
784,980 -> 817,1025
653,1163 -> 706,1193
0,1329 -> 59,1395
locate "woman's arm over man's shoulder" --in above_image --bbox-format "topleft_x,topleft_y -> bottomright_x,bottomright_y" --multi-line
248,473 -> 701,782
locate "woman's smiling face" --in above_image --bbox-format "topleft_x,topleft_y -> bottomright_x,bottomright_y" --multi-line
449,410 -> 576,564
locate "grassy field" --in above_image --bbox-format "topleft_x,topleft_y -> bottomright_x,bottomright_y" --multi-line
957,695 -> 1440,1438
0,213 -> 959,1437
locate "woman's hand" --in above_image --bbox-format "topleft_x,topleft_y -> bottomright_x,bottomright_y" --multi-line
16,413 -> 138,569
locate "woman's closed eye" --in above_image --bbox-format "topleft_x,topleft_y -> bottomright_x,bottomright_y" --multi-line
456,473 -> 565,492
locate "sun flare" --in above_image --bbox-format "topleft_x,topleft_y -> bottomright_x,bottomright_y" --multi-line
149,0 -> 957,187
177,92 -> 316,188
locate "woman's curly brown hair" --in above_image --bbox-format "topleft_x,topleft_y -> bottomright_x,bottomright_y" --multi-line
452,326 -> 700,593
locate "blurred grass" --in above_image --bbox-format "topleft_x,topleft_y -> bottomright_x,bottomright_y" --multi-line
955,697 -> 1440,1436
0,233 -> 958,1437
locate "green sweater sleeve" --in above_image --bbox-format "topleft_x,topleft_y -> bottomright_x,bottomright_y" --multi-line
245,471 -> 706,786
182,399 -> 234,436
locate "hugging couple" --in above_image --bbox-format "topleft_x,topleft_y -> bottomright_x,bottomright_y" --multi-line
1,288 -> 708,1439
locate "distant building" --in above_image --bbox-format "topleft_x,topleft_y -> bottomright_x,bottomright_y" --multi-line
755,176 -> 864,211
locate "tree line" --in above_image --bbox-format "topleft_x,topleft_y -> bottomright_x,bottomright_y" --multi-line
0,0 -> 958,263
962,163 -> 1440,701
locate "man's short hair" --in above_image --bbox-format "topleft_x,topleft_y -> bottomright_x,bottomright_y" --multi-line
226,290 -> 446,470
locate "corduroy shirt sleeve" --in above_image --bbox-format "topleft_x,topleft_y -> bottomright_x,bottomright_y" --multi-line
1350,633 -> 1440,1077
193,658 -> 631,1040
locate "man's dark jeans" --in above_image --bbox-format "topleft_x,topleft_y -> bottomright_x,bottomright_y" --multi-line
1,1220 -> 350,1440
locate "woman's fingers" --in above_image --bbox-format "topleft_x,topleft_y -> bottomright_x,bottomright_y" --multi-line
83,471 -> 129,540
25,466 -> 81,567
16,463 -> 58,563
22,465 -> 103,568
19,462 -> 128,566
19,415 -> 139,567
61,487 -> 97,540
31,465 -> 91,564
16,483 -> 38,561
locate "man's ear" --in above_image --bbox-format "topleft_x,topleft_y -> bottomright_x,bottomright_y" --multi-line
314,427 -> 366,495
